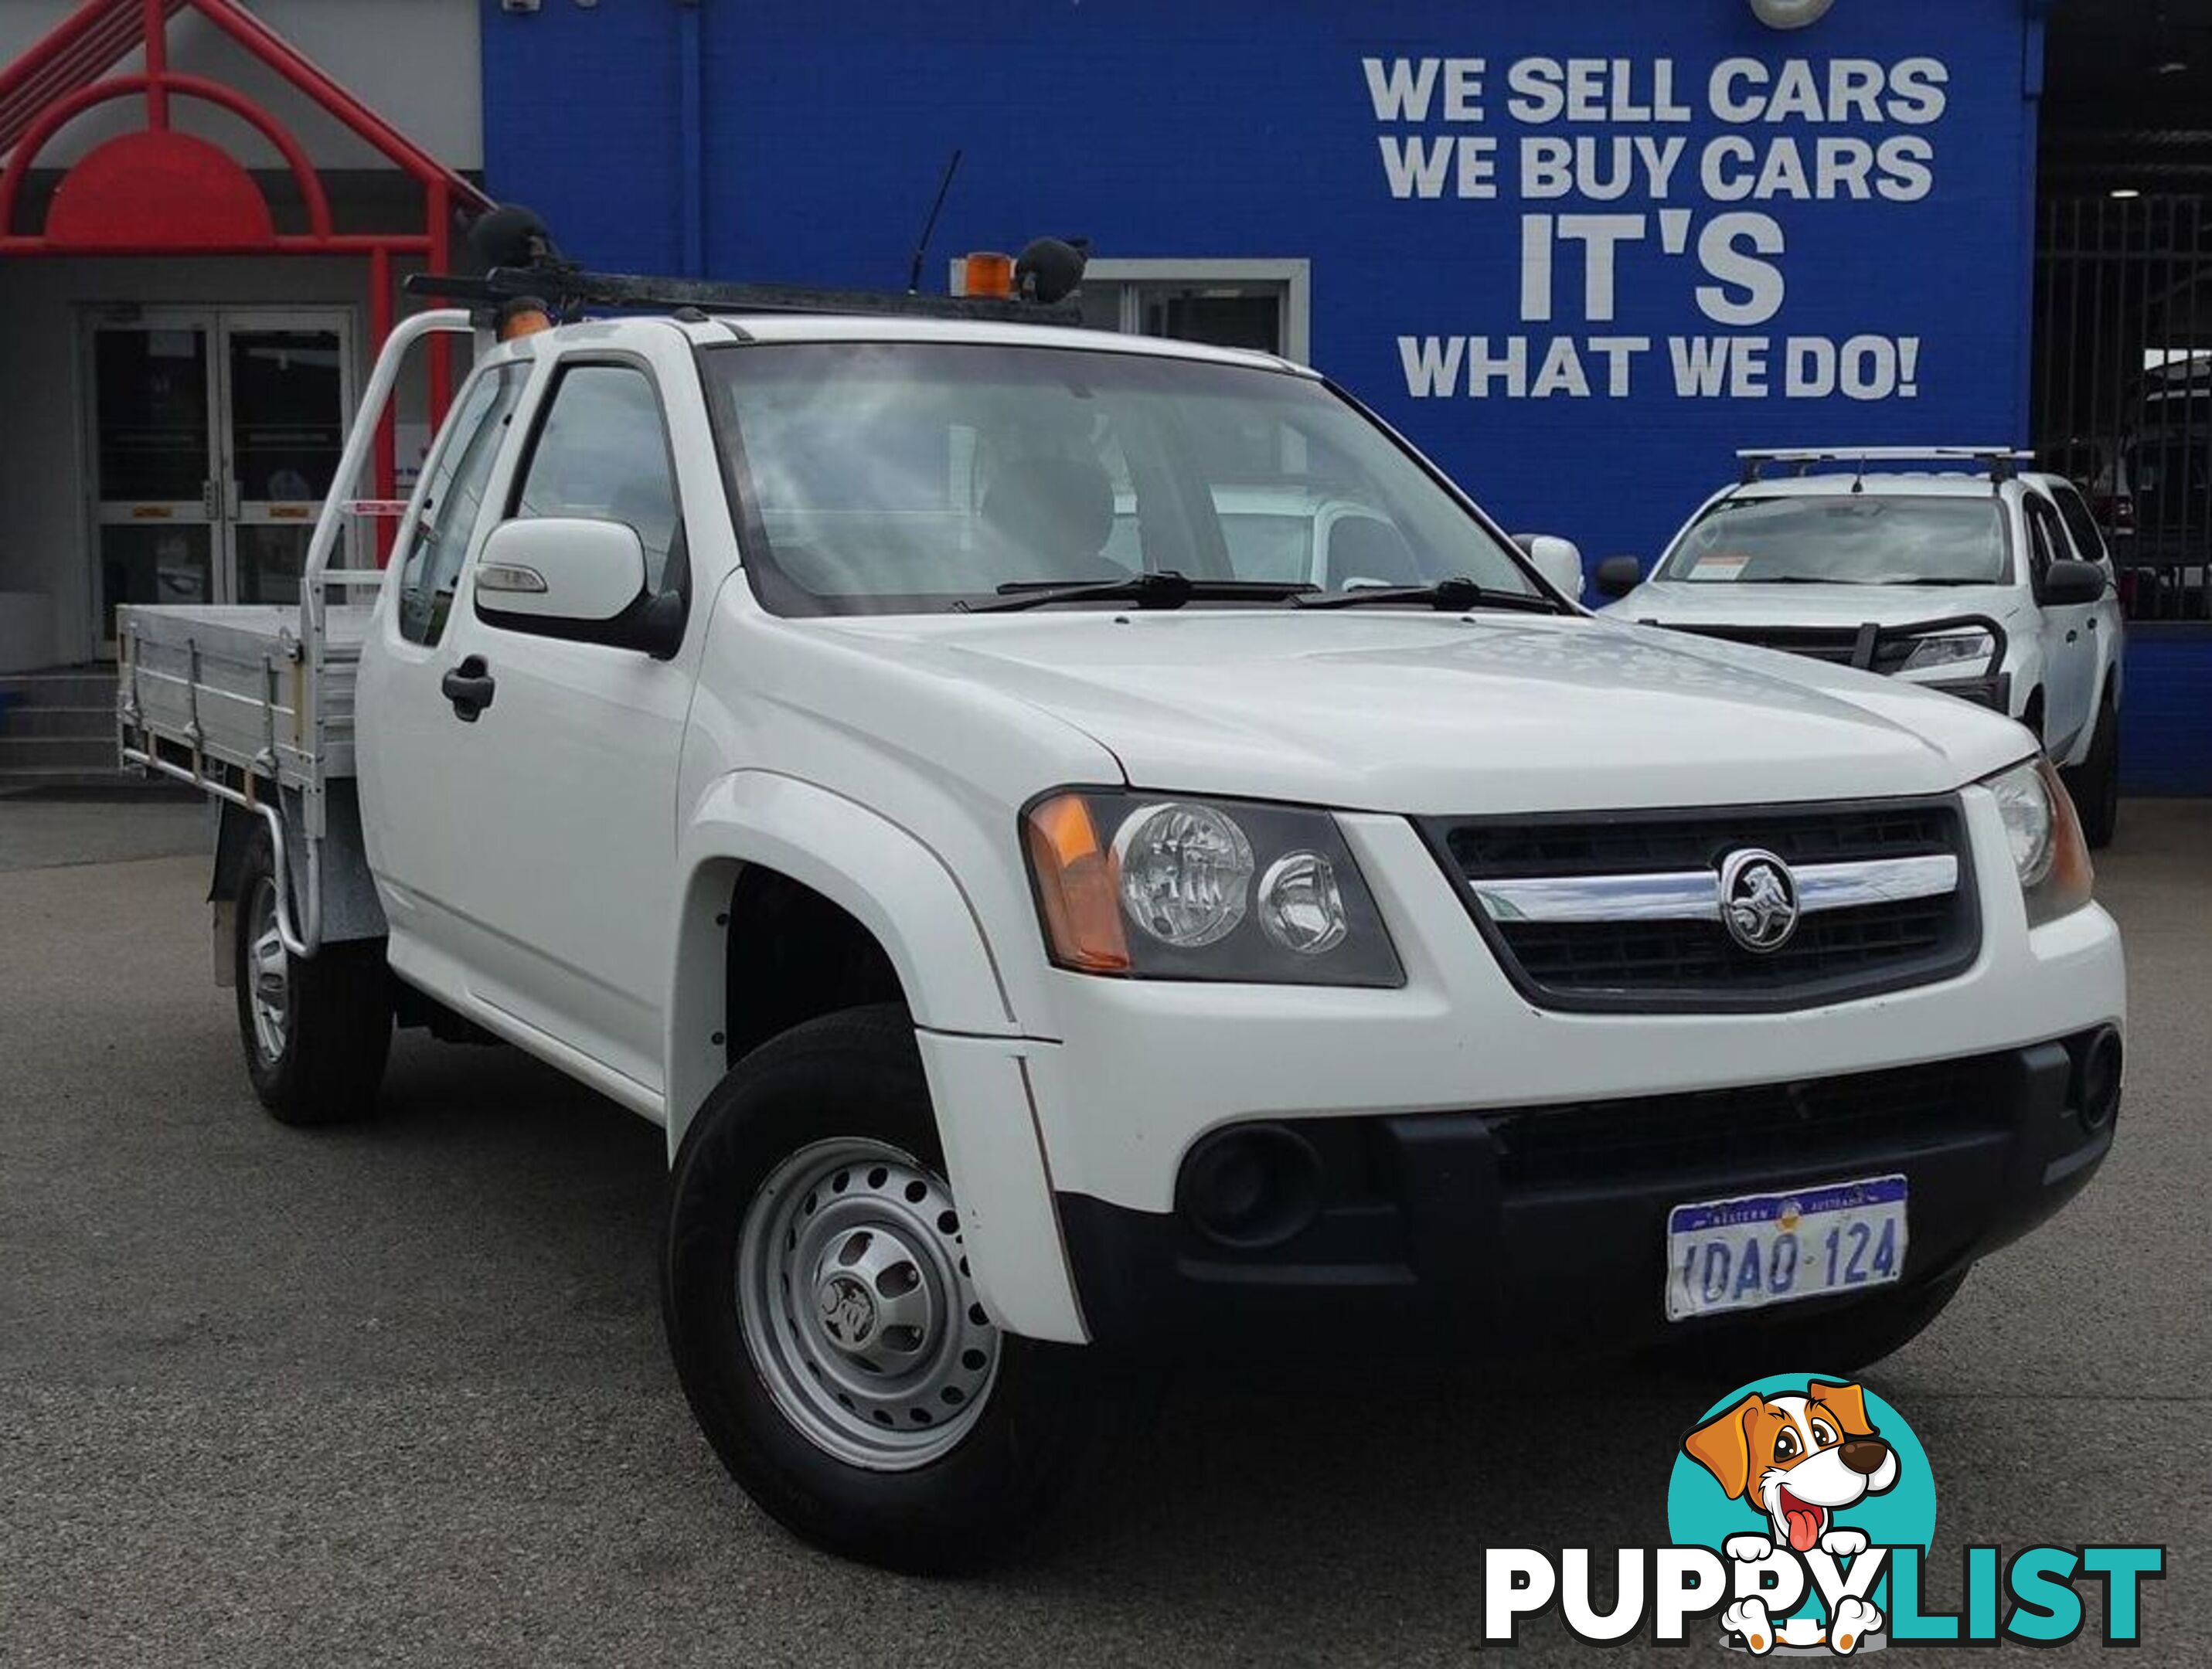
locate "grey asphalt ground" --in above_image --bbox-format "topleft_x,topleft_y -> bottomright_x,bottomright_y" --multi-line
2,796 -> 2205,1666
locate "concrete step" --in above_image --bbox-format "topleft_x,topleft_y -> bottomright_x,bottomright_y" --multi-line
0,769 -> 155,804
0,766 -> 142,794
0,704 -> 114,739
0,734 -> 119,772
0,669 -> 118,709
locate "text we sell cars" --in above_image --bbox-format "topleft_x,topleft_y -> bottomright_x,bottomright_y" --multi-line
1366,55 -> 1948,206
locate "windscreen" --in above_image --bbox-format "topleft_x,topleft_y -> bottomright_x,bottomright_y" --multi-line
703,342 -> 1535,613
1659,494 -> 2011,586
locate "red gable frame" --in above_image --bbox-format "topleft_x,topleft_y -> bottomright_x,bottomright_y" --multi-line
0,0 -> 495,540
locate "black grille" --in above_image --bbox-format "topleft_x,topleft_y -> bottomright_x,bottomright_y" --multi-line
1428,797 -> 1979,1012
1481,1055 -> 2006,1191
1656,622 -> 1921,675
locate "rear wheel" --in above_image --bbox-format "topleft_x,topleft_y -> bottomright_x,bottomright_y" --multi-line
1650,1269 -> 1969,1384
662,1004 -> 1119,1573
233,826 -> 391,1126
2064,695 -> 2121,849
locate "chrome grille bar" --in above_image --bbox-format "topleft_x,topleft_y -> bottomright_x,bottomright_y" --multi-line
1472,854 -> 1958,925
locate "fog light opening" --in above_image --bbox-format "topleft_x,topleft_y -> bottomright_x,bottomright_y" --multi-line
1179,1125 -> 1323,1249
2077,1028 -> 2123,1133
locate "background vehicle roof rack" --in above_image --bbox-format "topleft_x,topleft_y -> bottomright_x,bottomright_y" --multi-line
1736,446 -> 2032,484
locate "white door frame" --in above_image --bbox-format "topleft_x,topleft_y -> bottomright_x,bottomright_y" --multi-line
950,256 -> 1312,364
81,303 -> 358,651
1087,259 -> 1312,365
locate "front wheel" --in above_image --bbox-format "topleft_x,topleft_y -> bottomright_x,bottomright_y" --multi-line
662,1005 -> 1119,1573
2064,697 -> 2121,850
233,826 -> 392,1125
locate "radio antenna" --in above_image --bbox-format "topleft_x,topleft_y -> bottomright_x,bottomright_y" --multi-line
906,149 -> 964,294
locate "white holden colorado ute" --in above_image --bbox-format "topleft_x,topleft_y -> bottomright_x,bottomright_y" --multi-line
1598,448 -> 2128,848
119,293 -> 2125,1573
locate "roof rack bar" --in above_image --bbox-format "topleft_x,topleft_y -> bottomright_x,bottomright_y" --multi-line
404,263 -> 1084,326
1736,445 -> 2030,484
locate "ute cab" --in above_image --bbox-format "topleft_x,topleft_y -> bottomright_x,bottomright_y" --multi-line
1601,447 -> 2126,846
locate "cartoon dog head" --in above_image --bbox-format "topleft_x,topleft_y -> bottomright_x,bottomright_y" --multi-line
1683,1380 -> 1900,1553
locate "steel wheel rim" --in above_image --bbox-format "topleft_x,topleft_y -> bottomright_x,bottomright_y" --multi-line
736,1137 -> 1000,1470
246,875 -> 290,1063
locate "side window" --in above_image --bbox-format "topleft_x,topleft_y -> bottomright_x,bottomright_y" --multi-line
2049,483 -> 2108,566
2023,499 -> 2059,586
511,364 -> 682,592
396,365 -> 525,646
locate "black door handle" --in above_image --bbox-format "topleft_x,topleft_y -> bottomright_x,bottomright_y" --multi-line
441,655 -> 495,722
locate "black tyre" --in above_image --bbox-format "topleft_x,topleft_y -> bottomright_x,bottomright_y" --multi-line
1650,1269 -> 1969,1384
2064,696 -> 2121,850
233,825 -> 392,1126
662,1004 -> 1119,1573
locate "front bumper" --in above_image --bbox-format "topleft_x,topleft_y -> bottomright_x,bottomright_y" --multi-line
918,785 -> 2124,1348
1055,1029 -> 2116,1357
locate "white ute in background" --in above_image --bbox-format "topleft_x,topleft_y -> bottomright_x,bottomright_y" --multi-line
1598,447 -> 2128,847
117,298 -> 2126,1574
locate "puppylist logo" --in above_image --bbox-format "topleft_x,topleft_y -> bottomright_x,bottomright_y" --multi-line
1673,1376 -> 1922,1653
1475,1375 -> 2163,1650
1666,1375 -> 2163,1654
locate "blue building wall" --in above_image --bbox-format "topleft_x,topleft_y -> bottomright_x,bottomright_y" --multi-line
480,0 -> 2210,794
2119,631 -> 2212,796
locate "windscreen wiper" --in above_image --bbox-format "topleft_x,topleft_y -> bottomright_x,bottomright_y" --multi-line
956,572 -> 1315,613
1295,575 -> 1562,614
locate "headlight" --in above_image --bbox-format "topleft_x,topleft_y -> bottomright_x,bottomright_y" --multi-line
1257,851 -> 1350,955
1900,629 -> 1996,673
1988,758 -> 2055,887
1114,802 -> 1252,947
1982,757 -> 2094,926
1023,790 -> 1403,985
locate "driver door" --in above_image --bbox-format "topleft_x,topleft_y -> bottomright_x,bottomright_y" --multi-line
407,349 -> 702,1097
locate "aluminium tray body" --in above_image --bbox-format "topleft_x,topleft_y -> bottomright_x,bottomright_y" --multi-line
116,603 -> 372,808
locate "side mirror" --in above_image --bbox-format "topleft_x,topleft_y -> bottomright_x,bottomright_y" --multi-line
2039,558 -> 2106,607
1594,554 -> 1643,599
1513,533 -> 1585,600
475,517 -> 682,656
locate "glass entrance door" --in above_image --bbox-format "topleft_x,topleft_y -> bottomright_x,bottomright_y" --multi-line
88,307 -> 353,645
223,314 -> 351,607
90,312 -> 219,642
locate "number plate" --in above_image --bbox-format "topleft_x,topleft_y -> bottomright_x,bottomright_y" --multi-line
1665,1175 -> 1907,1322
